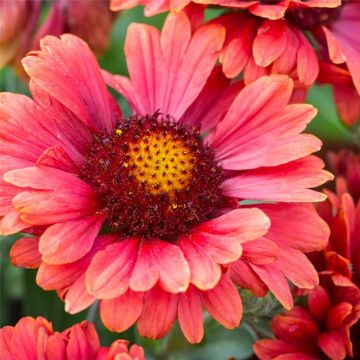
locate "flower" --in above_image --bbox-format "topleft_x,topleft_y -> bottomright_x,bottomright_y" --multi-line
254,281 -> 360,360
0,316 -> 144,360
0,0 -> 41,69
2,11 -> 331,341
110,0 -> 340,18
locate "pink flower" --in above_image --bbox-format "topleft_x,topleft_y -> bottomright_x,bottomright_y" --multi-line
0,316 -> 144,360
2,11 -> 331,342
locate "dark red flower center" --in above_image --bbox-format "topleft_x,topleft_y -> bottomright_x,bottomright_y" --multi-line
80,113 -> 227,241
286,6 -> 342,29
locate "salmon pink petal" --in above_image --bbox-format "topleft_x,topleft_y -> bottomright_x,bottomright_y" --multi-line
333,82 -> 360,126
0,211 -> 29,235
257,203 -> 330,252
86,238 -> 139,299
124,22 -> 162,114
66,322 -> 99,359
250,2 -> 288,20
130,239 -> 190,293
0,327 -> 14,360
296,29 -> 319,86
276,246 -> 319,289
201,274 -> 242,329
178,235 -> 221,290
229,259 -> 268,297
308,286 -> 331,321
137,287 -> 178,339
22,34 -> 119,133
253,20 -> 287,67
100,290 -> 143,332
251,263 -> 293,309
10,237 -> 41,269
322,26 -> 346,64
64,273 -> 96,314
178,286 -> 204,344
318,331 -> 347,360
39,214 -> 105,265
242,238 -> 279,265
162,20 -> 225,119
222,156 -> 333,202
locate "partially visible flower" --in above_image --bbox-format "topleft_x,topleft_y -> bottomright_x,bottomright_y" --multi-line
0,316 -> 144,360
110,0 -> 340,18
327,150 -> 360,201
254,281 -> 360,360
0,0 -> 41,69
0,0 -> 116,75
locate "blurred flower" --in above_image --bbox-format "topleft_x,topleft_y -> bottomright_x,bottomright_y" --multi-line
0,0 -> 116,74
327,150 -> 360,201
110,0 -> 340,18
2,11 -> 332,342
0,316 -> 144,360
254,280 -> 360,360
0,0 -> 41,69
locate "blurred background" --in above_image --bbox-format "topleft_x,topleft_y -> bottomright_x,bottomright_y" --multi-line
0,2 -> 359,359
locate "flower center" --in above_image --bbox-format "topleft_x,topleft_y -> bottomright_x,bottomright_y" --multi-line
80,113 -> 227,241
286,6 -> 342,29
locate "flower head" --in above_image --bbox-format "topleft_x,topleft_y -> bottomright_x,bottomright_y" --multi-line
0,316 -> 144,360
2,11 -> 332,342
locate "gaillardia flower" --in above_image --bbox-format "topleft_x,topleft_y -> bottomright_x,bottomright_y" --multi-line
0,316 -> 144,359
2,11 -> 331,341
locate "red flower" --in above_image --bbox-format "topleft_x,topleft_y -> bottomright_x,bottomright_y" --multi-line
0,316 -> 144,360
2,11 -> 331,342
254,282 -> 360,360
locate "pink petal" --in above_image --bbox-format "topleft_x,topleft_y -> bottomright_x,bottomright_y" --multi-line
39,214 -> 105,264
229,259 -> 268,297
178,235 -> 221,290
242,238 -> 279,265
333,82 -> 360,126
178,286 -> 204,344
64,273 -> 96,314
100,290 -> 143,332
137,286 -> 178,339
201,274 -> 242,329
10,237 -> 41,269
256,203 -> 330,252
253,20 -> 287,67
251,263 -> 293,309
0,211 -> 29,235
22,34 -> 119,133
86,238 -> 139,299
222,156 -> 333,202
130,239 -> 190,293
308,286 -> 331,321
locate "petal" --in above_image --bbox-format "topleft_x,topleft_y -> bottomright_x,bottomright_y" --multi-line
318,331 -> 346,360
326,302 -> 353,330
253,20 -> 287,67
22,34 -> 119,132
201,274 -> 242,329
100,290 -> 143,332
251,263 -> 293,310
242,238 -> 279,265
254,339 -> 306,360
178,286 -> 204,344
0,211 -> 29,235
229,259 -> 268,297
39,214 -> 105,264
308,286 -> 331,321
10,237 -> 41,269
137,286 -> 178,339
178,235 -> 221,290
130,239 -> 190,293
257,203 -> 330,252
86,238 -> 139,299
222,156 -> 333,202
64,273 -> 96,314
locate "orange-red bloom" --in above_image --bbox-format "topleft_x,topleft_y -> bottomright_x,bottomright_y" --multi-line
0,316 -> 144,360
1,11 -> 332,342
254,281 -> 360,360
